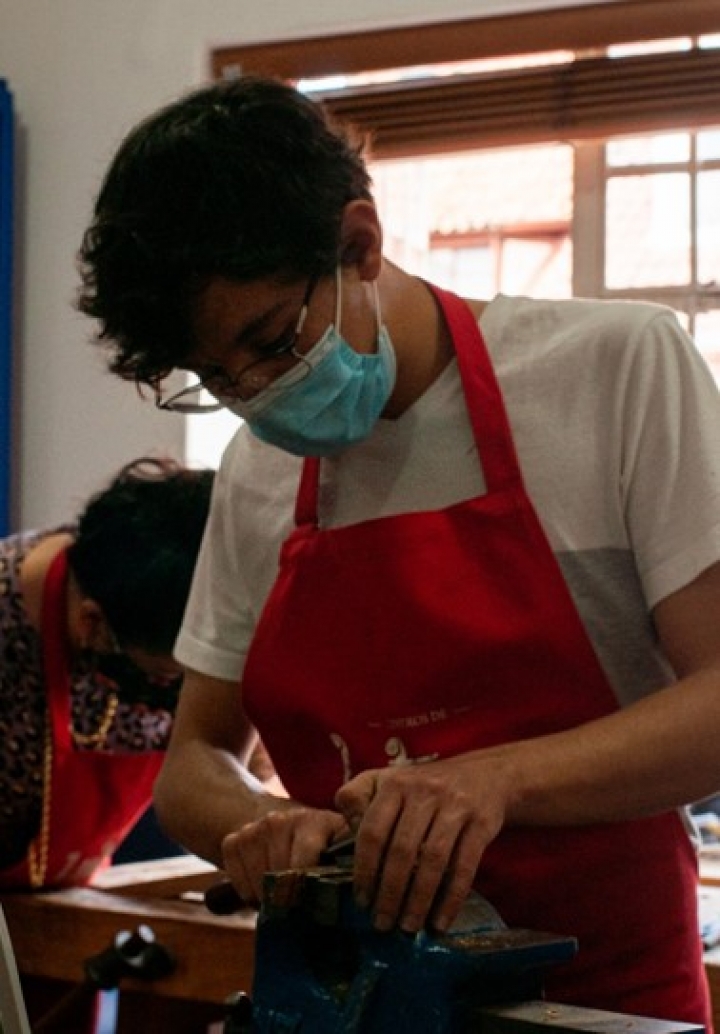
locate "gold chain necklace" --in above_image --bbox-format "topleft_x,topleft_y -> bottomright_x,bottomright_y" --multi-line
27,716 -> 52,889
71,690 -> 119,748
27,690 -> 118,888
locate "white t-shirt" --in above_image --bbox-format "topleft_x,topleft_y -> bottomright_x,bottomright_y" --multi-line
176,293 -> 720,708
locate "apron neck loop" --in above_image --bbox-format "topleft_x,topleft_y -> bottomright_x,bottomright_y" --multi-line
426,284 -> 523,494
41,548 -> 73,751
295,457 -> 321,528
294,286 -> 525,526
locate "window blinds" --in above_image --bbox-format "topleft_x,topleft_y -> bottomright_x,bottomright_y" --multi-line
318,47 -> 720,158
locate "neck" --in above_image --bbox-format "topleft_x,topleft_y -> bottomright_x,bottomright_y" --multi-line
379,263 -> 483,418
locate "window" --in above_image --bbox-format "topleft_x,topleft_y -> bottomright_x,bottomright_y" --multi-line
187,1 -> 720,468
369,123 -> 720,382
370,144 -> 573,299
580,127 -> 720,378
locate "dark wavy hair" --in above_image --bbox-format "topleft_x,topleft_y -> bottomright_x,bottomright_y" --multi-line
66,457 -> 214,653
77,75 -> 372,388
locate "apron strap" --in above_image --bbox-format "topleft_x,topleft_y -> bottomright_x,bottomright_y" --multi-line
427,285 -> 525,495
294,287 -> 525,527
41,549 -> 73,752
295,457 -> 321,528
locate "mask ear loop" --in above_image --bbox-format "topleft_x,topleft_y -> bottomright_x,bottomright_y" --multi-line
334,265 -> 343,335
372,279 -> 383,335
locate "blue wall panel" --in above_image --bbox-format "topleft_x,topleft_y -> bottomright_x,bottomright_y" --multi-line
0,81 -> 13,535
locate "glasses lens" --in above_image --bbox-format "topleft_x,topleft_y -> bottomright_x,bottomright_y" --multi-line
157,380 -> 225,413
160,276 -> 319,411
233,353 -> 312,402
171,397 -> 225,414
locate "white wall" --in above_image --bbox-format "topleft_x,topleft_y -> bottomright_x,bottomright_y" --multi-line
0,0 -> 617,527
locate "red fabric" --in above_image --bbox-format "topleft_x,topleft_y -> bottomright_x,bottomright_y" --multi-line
242,285 -> 711,1026
0,550 -> 162,889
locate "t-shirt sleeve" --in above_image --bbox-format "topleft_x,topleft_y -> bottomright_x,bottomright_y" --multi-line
173,442 -> 257,682
620,309 -> 720,609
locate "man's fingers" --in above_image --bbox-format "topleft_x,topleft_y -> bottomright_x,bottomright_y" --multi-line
220,807 -> 348,905
362,804 -> 437,930
428,824 -> 489,932
335,770 -> 379,829
221,827 -> 265,904
395,831 -> 455,933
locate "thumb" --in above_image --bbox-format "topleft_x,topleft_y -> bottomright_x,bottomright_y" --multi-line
334,770 -> 379,831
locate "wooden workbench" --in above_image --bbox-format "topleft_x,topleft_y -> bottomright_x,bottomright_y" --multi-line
699,856 -> 720,1032
0,856 -> 257,1033
4,854 -> 720,1032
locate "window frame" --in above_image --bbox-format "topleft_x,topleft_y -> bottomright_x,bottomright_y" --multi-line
573,133 -> 720,332
211,0 -> 720,83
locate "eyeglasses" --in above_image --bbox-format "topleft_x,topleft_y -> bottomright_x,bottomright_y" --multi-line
156,275 -> 320,415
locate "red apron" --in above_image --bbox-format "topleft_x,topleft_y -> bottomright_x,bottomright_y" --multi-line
241,285 -> 711,1026
0,550 -> 163,889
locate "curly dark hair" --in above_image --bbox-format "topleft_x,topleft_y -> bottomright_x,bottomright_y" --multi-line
77,75 -> 372,388
66,457 -> 214,653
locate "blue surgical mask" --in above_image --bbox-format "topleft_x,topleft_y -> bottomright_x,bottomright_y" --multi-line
224,270 -> 397,457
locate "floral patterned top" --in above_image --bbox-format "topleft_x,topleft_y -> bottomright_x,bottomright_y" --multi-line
0,528 -> 175,869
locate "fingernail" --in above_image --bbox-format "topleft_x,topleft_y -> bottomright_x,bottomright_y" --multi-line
400,914 -> 421,934
374,912 -> 393,932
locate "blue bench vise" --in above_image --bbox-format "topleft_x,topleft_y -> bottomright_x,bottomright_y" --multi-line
217,859 -> 704,1034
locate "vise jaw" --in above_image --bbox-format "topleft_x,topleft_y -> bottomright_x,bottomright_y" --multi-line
250,861 -> 574,1033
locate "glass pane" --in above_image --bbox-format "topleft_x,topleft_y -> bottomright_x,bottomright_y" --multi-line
428,246 -> 495,297
698,129 -> 720,162
371,144 -> 573,295
694,310 -> 720,387
675,309 -> 690,333
605,173 -> 690,288
500,237 -> 572,298
698,171 -> 720,286
607,133 -> 690,167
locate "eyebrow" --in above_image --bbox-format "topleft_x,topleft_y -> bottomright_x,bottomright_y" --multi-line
188,285 -> 298,369
231,300 -> 291,350
183,302 -> 287,372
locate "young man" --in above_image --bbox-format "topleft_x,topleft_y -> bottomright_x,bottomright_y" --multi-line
77,76 -> 720,1024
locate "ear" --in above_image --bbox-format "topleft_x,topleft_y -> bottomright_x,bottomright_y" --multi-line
77,598 -> 110,652
339,200 -> 382,280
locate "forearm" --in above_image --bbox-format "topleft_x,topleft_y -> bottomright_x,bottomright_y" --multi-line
499,668 -> 720,827
154,737 -> 297,866
153,668 -> 296,866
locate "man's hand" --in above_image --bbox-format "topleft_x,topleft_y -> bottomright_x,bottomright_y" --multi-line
335,754 -> 510,934
220,806 -> 349,906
